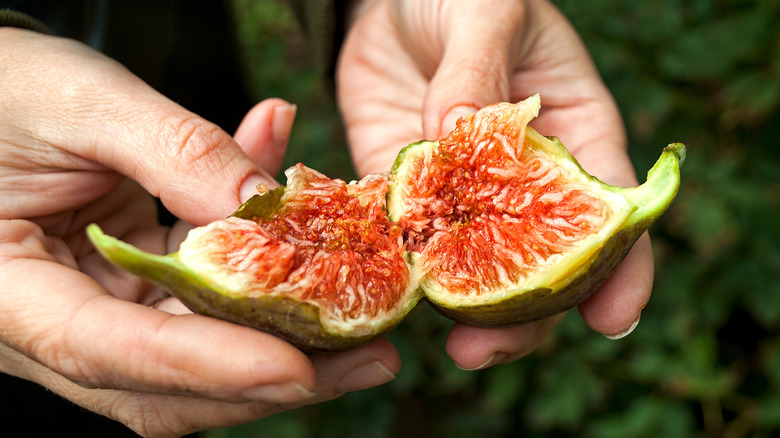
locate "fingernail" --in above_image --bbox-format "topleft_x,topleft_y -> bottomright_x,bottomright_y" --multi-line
442,104 -> 480,135
335,361 -> 396,394
241,382 -> 315,403
604,313 -> 641,340
271,103 -> 296,151
239,172 -> 275,203
152,297 -> 192,315
456,352 -> 507,371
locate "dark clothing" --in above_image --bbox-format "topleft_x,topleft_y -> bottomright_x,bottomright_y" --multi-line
2,0 -> 260,132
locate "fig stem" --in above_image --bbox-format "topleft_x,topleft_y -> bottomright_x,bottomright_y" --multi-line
621,143 -> 686,226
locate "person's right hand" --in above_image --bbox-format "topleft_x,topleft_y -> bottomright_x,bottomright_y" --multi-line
0,27 -> 399,437
337,0 -> 652,371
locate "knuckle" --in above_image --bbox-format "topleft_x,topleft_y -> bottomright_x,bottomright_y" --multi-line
157,114 -> 237,177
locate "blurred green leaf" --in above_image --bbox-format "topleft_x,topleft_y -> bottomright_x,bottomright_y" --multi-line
585,396 -> 697,438
483,362 -> 525,411
658,7 -> 772,81
526,350 -> 607,430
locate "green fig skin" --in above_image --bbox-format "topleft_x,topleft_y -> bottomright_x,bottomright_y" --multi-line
86,225 -> 399,353
414,142 -> 686,327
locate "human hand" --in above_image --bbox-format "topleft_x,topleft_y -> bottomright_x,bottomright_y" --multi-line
0,28 -> 399,437
337,0 -> 651,369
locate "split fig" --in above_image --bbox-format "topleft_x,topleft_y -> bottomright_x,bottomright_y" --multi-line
88,94 -> 685,351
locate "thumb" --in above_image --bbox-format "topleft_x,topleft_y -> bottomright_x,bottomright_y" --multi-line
115,99 -> 273,225
69,78 -> 275,226
421,2 -> 526,138
1,30 -> 271,225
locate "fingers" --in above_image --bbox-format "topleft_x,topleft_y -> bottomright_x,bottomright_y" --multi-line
445,315 -> 564,370
233,98 -> 296,179
1,336 -> 400,437
578,232 -> 654,338
0,217 -> 400,435
309,337 -> 400,395
0,220 -> 316,404
142,339 -> 400,433
420,0 -> 527,138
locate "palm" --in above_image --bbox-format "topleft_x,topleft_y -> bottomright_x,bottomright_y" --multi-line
339,0 -> 634,185
65,181 -> 172,305
337,1 -> 428,176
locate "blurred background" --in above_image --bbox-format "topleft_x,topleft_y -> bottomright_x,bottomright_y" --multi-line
206,0 -> 780,437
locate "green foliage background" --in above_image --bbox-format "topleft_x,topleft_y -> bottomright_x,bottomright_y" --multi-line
207,0 -> 780,436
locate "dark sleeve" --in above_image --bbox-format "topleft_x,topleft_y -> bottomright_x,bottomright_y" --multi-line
0,2 -> 108,49
0,8 -> 54,34
288,0 -> 349,78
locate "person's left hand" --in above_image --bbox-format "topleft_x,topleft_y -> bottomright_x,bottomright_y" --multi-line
337,0 -> 652,370
0,28 -> 400,436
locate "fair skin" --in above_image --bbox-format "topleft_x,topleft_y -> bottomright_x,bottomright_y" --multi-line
0,0 -> 653,435
337,0 -> 652,369
0,28 -> 399,436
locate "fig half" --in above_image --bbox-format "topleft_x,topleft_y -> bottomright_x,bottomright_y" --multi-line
88,165 -> 422,352
88,94 -> 684,351
388,94 -> 684,326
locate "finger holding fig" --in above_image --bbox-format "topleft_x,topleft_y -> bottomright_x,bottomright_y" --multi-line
0,327 -> 398,437
444,316 -> 564,370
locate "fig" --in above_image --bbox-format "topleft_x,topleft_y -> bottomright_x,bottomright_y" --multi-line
88,94 -> 684,352
387,94 -> 684,326
88,166 -> 422,352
